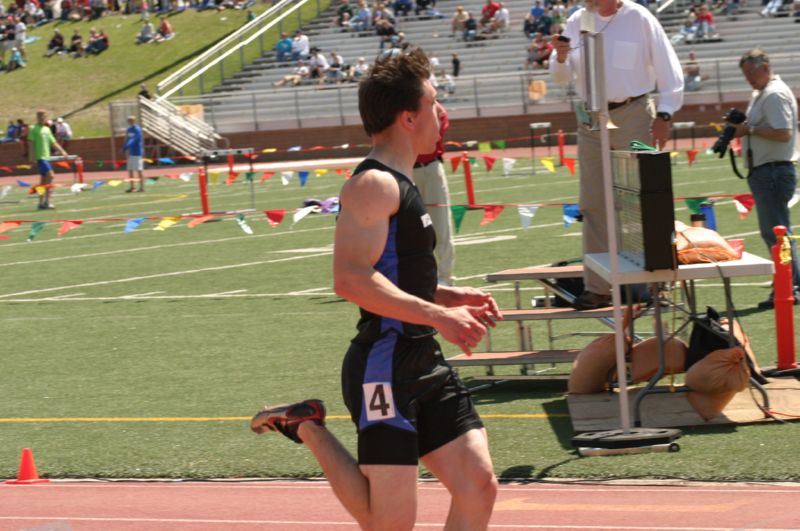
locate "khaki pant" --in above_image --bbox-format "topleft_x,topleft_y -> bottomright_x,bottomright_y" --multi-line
413,160 -> 456,286
577,95 -> 655,293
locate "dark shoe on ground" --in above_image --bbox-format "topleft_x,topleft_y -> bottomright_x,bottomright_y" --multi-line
250,399 -> 326,443
757,290 -> 800,310
125,188 -> 134,193
572,290 -> 612,311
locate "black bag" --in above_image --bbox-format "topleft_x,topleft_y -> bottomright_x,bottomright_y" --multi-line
686,306 -> 767,384
549,259 -> 652,307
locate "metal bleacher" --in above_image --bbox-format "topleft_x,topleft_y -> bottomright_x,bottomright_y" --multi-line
166,0 -> 800,134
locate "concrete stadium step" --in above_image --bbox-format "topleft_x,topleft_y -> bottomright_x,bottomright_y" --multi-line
447,349 -> 580,367
500,307 -> 615,321
486,264 -> 583,282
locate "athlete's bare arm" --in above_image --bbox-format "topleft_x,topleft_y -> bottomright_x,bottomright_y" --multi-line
333,168 -> 494,354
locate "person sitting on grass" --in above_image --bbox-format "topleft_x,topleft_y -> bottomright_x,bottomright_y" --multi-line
153,16 -> 174,42
84,27 -> 109,54
135,20 -> 155,44
45,28 -> 66,56
7,46 -> 26,70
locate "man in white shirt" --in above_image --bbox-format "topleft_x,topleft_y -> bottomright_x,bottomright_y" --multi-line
491,2 -> 509,32
733,48 -> 800,308
549,0 -> 683,310
308,47 -> 330,81
291,30 -> 310,61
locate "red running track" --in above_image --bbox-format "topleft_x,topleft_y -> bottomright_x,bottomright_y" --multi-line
2,480 -> 800,530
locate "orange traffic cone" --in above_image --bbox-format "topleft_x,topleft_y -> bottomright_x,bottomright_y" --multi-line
5,448 -> 50,485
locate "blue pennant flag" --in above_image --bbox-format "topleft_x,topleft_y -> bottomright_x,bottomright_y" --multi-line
563,204 -> 580,228
92,181 -> 105,191
288,146 -> 302,152
16,180 -> 31,187
298,171 -> 310,187
158,157 -> 175,165
124,217 -> 146,233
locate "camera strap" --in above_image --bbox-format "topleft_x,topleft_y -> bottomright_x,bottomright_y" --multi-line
729,146 -> 748,180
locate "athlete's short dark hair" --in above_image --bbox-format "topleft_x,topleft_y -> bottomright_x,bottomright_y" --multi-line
358,47 -> 432,136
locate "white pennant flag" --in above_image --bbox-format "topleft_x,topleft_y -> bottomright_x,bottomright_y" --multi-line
281,171 -> 293,186
0,184 -> 11,199
236,214 -> 254,235
517,205 -> 539,230
789,189 -> 800,208
70,182 -> 88,193
293,205 -> 316,225
179,173 -> 193,182
502,158 -> 516,176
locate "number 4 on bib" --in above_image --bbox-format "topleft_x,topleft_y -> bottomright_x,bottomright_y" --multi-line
363,382 -> 397,422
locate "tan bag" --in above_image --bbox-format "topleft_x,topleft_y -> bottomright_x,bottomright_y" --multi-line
685,346 -> 750,395
568,334 -> 618,394
674,222 -> 739,264
630,337 -> 688,383
687,391 -> 738,421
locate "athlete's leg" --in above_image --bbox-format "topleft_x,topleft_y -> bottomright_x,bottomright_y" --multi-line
420,428 -> 497,530
297,422 -> 419,530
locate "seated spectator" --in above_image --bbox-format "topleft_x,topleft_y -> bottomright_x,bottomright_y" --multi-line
275,31 -> 292,62
326,49 -> 346,82
13,16 -> 26,62
415,0 -> 433,16
451,52 -> 460,76
291,29 -> 309,60
84,27 -> 109,54
59,0 -> 72,20
683,50 -> 706,91
23,0 -> 45,24
451,5 -> 469,35
273,59 -> 309,86
694,4 -> 717,39
153,16 -> 174,41
436,68 -> 455,99
719,0 -> 739,17
523,12 -> 536,38
7,46 -> 25,70
525,31 -> 551,69
392,0 -> 411,16
45,28 -> 65,56
371,2 -> 394,25
529,0 -> 544,18
489,1 -> 508,32
307,47 -> 329,81
334,0 -> 352,26
794,0 -> 800,17
68,28 -> 84,56
89,0 -> 106,18
375,17 -> 396,49
348,0 -> 371,31
350,56 -> 369,81
0,120 -> 19,143
463,12 -> 477,41
135,21 -> 154,43
479,0 -> 500,28
533,5 -> 552,34
761,0 -> 786,16
671,17 -> 696,44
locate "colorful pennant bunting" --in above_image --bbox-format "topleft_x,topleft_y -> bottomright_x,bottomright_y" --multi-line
154,216 -> 181,231
236,214 -> 254,234
187,215 -> 215,228
450,205 -> 468,234
480,205 -> 504,226
733,194 -> 754,220
563,157 -> 576,176
124,217 -> 146,233
265,209 -> 286,227
0,220 -> 22,234
517,205 -> 539,230
27,221 -> 46,241
58,220 -> 83,236
540,158 -> 556,173
483,156 -> 496,172
563,204 -> 580,228
298,171 -> 310,187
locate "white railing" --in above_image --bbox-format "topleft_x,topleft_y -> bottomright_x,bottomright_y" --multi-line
139,96 -> 223,156
157,0 -> 315,99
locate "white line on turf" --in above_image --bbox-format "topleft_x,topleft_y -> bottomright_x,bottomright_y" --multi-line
0,252 -> 333,300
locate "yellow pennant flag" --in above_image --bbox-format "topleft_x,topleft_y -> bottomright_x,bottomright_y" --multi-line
154,216 -> 181,231
709,122 -> 723,133
144,158 -> 154,164
17,164 -> 32,170
107,180 -> 123,187
314,169 -> 328,176
34,185 -> 47,196
670,151 -> 680,158
209,172 -> 220,185
261,148 -> 277,153
540,158 -> 556,173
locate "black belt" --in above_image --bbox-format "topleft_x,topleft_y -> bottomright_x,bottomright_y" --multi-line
608,93 -> 647,111
413,156 -> 442,168
753,161 -> 794,170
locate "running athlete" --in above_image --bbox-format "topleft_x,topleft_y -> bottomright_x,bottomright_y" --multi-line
251,47 -> 502,530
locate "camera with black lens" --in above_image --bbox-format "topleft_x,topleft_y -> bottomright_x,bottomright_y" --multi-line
711,108 -> 747,158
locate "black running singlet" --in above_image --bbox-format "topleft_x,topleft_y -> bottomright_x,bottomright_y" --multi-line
346,159 -> 438,343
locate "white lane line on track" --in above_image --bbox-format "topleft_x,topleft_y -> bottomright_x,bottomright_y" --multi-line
120,291 -> 165,298
0,518 -> 793,530
0,252 -> 332,299
0,292 -> 340,303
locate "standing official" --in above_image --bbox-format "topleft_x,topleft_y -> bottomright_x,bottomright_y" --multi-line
549,0 -> 683,310
734,48 -> 800,309
414,108 -> 456,286
28,110 -> 68,210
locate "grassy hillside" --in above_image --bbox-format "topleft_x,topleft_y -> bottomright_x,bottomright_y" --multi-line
1,3 -> 327,139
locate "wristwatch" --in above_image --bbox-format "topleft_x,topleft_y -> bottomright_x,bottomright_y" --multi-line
656,112 -> 672,122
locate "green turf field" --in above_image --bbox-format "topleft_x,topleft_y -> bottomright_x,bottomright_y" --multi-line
1,153 -> 799,481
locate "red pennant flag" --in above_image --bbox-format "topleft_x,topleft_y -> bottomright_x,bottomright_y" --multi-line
450,156 -> 462,173
226,172 -> 239,185
187,214 -> 215,228
0,220 -> 22,234
480,205 -> 505,226
345,169 -> 352,180
58,220 -> 83,236
55,161 -> 71,169
243,153 -> 258,160
483,156 -> 497,172
265,209 -> 286,227
733,193 -> 755,220
0,166 -> 12,173
260,171 -> 275,184
164,173 -> 179,180
115,160 -> 126,169
308,146 -> 326,151
0,234 -> 10,240
335,169 -> 343,175
563,157 -> 576,176
687,149 -> 699,167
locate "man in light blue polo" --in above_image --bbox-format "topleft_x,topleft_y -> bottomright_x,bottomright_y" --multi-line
123,116 -> 145,193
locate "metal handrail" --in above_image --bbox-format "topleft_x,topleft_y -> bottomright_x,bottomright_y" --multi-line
157,0 -> 309,99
